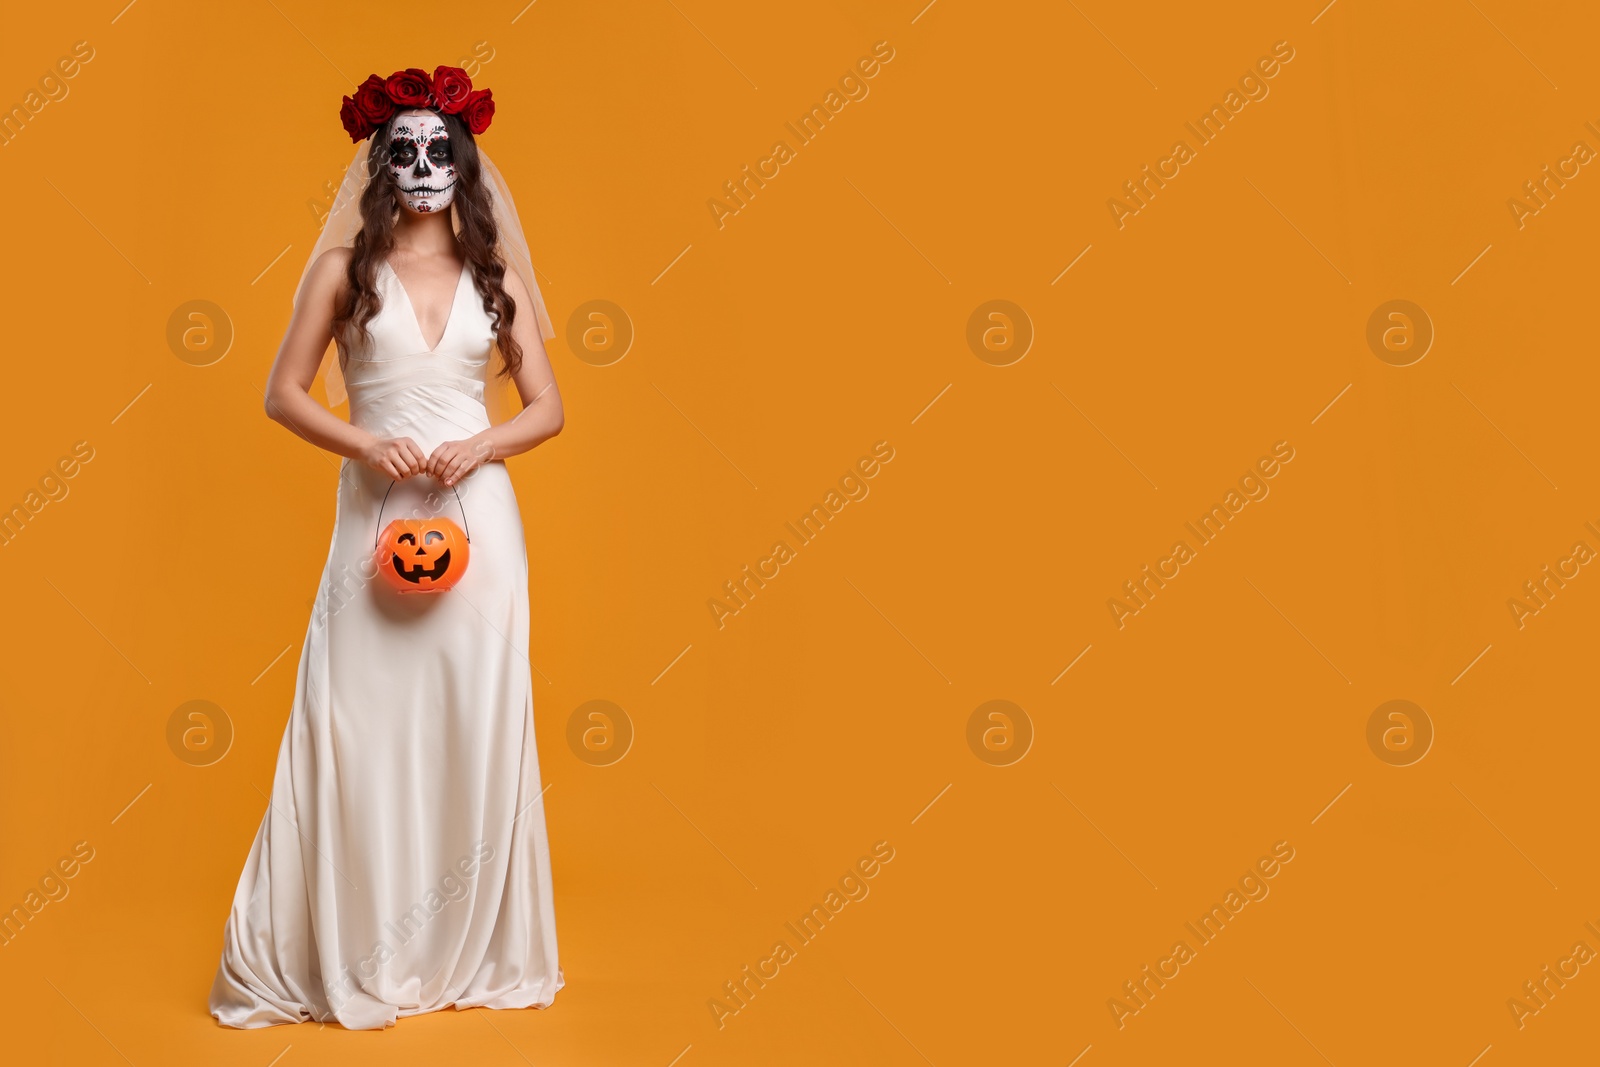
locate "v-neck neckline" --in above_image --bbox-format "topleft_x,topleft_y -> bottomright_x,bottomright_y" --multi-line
384,257 -> 469,353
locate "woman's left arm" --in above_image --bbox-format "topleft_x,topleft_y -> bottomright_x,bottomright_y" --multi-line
428,269 -> 565,486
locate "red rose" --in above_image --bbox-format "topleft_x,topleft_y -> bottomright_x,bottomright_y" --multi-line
385,67 -> 433,108
352,74 -> 394,126
461,89 -> 495,135
431,66 -> 474,114
339,95 -> 372,143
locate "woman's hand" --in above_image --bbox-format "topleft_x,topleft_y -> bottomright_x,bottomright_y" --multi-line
360,436 -> 429,480
428,437 -> 494,487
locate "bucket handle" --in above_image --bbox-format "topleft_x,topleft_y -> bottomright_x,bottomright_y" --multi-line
373,479 -> 472,549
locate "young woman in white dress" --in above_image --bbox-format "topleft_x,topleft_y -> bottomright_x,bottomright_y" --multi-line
209,66 -> 566,1030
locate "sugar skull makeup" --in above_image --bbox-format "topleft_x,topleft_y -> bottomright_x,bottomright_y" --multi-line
387,110 -> 456,214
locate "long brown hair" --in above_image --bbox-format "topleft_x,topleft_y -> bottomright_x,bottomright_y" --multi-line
333,110 -> 523,378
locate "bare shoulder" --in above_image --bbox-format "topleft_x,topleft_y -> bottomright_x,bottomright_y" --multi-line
498,256 -> 532,302
303,246 -> 353,305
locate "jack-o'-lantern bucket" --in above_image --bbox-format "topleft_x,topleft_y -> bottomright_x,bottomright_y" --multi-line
373,481 -> 471,594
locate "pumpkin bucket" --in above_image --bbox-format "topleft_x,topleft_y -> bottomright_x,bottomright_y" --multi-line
373,480 -> 471,594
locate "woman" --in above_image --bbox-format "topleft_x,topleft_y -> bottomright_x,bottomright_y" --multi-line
209,66 -> 565,1030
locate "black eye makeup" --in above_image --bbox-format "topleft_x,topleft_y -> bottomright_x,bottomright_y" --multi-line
426,138 -> 453,166
389,138 -> 418,166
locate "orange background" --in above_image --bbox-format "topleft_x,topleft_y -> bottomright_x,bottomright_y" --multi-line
2,1 -> 1597,1064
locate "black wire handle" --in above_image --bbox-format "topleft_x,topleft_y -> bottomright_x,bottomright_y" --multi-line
373,479 -> 472,549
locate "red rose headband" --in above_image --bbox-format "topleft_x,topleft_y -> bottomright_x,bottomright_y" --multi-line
339,65 -> 495,143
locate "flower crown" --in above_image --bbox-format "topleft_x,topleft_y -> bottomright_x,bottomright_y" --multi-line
340,66 -> 495,143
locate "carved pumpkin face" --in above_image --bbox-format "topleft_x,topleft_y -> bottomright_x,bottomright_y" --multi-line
375,518 -> 470,594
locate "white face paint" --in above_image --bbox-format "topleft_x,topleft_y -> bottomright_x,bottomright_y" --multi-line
386,110 -> 457,214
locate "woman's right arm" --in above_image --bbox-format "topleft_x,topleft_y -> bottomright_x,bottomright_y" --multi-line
263,248 -> 429,480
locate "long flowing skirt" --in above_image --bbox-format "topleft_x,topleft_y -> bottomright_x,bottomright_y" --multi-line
210,382 -> 563,1030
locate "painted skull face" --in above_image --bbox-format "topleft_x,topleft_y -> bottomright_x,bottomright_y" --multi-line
387,110 -> 457,214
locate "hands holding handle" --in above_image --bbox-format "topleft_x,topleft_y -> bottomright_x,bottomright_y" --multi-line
359,435 -> 495,487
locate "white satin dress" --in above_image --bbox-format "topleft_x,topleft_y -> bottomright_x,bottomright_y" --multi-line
210,259 -> 564,1029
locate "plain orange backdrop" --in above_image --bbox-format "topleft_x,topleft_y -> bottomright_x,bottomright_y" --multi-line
3,1 -> 1599,1064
